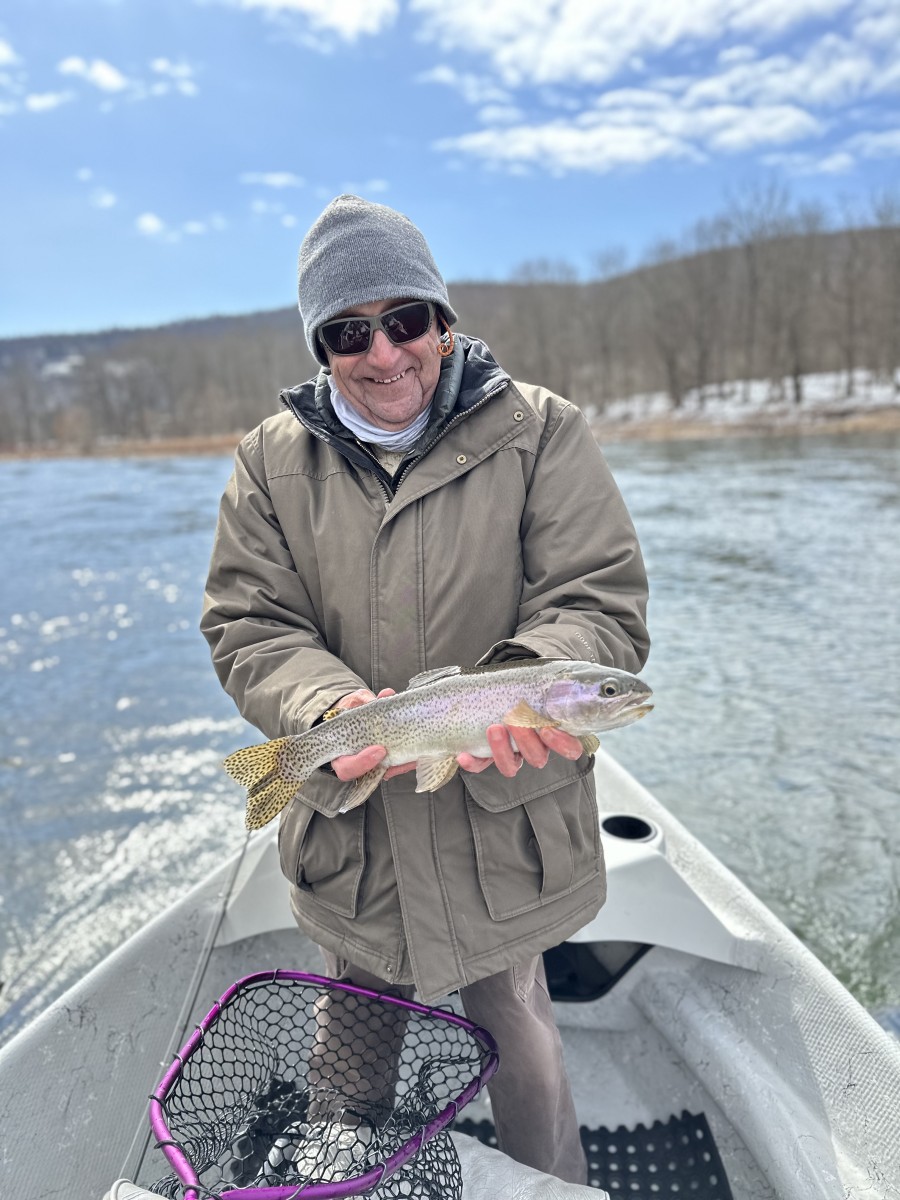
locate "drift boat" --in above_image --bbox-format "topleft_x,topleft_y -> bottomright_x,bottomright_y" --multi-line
1,748 -> 898,1199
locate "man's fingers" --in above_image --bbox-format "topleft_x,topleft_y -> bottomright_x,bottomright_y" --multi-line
486,724 -> 523,776
505,724 -> 550,769
384,761 -> 416,779
336,688 -> 377,711
457,752 -> 494,773
540,727 -> 583,759
332,743 -> 387,781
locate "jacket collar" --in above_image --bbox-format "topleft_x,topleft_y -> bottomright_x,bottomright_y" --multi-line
279,335 -> 511,474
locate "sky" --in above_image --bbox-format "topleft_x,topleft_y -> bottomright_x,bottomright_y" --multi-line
1,0 -> 898,339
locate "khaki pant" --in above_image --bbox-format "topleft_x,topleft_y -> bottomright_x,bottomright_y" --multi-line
318,949 -> 587,1186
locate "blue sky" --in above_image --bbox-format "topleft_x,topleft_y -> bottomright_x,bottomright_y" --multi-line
1,0 -> 898,338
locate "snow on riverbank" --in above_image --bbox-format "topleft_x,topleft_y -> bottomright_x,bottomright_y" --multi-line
593,369 -> 900,441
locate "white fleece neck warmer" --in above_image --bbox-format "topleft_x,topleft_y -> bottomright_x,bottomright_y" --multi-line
329,375 -> 432,451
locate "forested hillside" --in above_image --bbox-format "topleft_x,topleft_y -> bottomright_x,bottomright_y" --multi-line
3,192 -> 899,451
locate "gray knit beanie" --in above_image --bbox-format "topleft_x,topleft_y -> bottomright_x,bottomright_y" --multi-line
297,194 -> 458,365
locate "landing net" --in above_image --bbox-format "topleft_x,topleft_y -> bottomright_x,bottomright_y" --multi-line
148,970 -> 498,1199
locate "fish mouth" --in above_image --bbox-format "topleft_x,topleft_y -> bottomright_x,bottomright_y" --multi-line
630,703 -> 654,719
600,697 -> 654,730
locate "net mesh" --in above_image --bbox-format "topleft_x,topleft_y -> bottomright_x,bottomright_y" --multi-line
147,971 -> 497,1200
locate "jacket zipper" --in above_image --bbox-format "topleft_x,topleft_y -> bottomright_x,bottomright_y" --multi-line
394,379 -> 511,490
282,376 -> 511,499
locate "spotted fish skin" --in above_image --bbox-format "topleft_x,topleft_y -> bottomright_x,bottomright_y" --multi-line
223,659 -> 652,830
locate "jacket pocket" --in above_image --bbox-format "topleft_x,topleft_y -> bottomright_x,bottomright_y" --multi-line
278,790 -> 367,918
463,759 -> 601,921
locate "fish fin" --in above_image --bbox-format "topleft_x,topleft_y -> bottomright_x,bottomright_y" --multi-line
406,665 -> 463,689
579,734 -> 600,756
415,755 -> 460,792
224,737 -> 292,788
406,660 -> 564,690
503,700 -> 560,730
339,764 -> 388,812
224,737 -> 302,830
245,778 -> 300,830
461,658 -> 562,674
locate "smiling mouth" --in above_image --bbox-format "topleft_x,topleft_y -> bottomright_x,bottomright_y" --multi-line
372,369 -> 408,385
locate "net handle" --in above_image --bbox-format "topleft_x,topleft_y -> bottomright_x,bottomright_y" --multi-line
148,969 -> 499,1200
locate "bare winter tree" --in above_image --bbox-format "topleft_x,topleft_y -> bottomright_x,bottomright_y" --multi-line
672,217 -> 735,404
637,240 -> 691,408
870,189 -> 900,394
3,187 -> 900,449
726,180 -> 795,404
821,201 -> 874,400
584,247 -> 629,412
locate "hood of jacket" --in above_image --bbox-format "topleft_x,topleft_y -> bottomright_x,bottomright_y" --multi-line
278,335 -> 511,480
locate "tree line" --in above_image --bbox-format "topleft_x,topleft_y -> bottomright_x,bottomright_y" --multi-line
2,184 -> 899,451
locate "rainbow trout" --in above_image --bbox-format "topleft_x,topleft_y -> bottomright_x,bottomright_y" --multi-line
225,659 -> 653,830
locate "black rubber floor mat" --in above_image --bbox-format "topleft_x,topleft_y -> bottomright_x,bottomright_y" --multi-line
455,1109 -> 734,1198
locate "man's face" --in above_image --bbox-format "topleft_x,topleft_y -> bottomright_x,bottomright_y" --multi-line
326,297 -> 442,432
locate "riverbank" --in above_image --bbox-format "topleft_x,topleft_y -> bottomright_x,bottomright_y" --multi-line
592,403 -> 900,443
3,404 -> 900,460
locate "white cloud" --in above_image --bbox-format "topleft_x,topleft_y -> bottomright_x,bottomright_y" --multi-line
718,46 -> 758,66
0,38 -> 18,67
149,58 -> 198,96
439,89 -> 822,174
414,2 -> 900,179
339,178 -> 389,195
58,56 -> 130,92
25,91 -> 74,112
438,120 -> 703,174
53,55 -> 198,106
683,33 -> 882,110
240,171 -> 305,187
281,214 -> 298,227
762,148 -> 856,174
91,188 -> 118,208
854,0 -> 900,45
150,58 -> 193,79
846,128 -> 900,158
136,212 -> 167,237
137,211 -> 228,240
477,104 -> 524,125
237,0 -> 399,40
411,0 -> 855,89
417,65 -> 510,107
251,198 -> 284,214
76,167 -> 93,181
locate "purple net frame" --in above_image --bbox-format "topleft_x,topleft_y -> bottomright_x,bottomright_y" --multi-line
149,969 -> 500,1200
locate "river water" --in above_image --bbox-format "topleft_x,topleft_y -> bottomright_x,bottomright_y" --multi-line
1,432 -> 898,1046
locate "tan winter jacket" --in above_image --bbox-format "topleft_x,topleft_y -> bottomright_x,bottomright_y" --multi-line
201,337 -> 649,1001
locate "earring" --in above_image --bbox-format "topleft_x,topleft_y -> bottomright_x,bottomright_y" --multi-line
438,319 -> 455,358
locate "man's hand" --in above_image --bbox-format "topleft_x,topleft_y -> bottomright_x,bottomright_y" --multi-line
457,724 -> 584,777
329,691 -> 584,785
329,688 -> 416,782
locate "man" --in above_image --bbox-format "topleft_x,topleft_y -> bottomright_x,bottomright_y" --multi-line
201,194 -> 649,1184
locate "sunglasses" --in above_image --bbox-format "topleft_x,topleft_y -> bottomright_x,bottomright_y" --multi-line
319,300 -> 435,356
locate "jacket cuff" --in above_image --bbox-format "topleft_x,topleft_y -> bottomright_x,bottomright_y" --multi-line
476,640 -> 541,666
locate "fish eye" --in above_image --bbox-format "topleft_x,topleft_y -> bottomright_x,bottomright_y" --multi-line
601,681 -> 619,697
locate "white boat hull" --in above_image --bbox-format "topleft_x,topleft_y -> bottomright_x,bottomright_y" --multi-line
1,749 -> 898,1199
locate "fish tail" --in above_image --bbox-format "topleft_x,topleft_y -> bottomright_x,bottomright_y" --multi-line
223,737 -> 305,830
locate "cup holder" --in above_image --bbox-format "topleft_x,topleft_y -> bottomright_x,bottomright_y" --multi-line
601,814 -> 657,842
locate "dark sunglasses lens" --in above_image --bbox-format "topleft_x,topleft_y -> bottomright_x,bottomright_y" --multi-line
321,318 -> 372,355
382,303 -> 431,345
